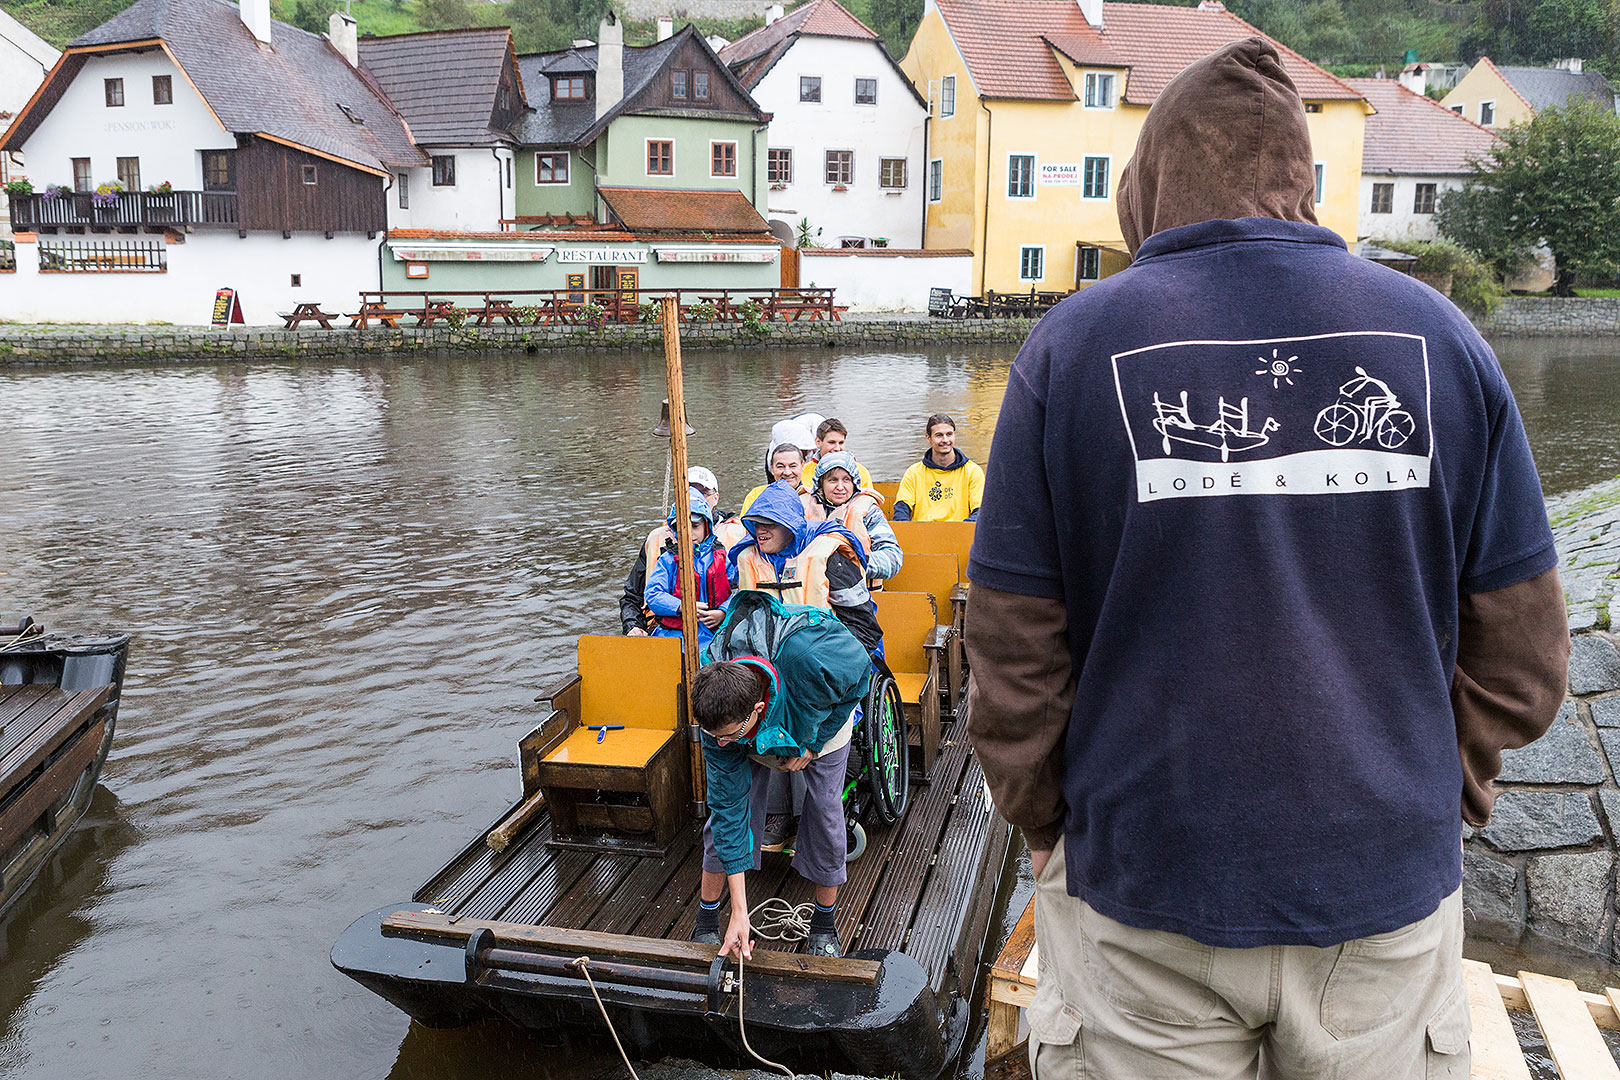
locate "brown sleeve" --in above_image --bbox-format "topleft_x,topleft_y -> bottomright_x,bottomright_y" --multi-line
1453,566 -> 1570,826
964,583 -> 1074,850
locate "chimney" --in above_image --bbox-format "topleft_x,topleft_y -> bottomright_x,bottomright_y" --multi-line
240,0 -> 272,44
706,34 -> 731,51
1195,0 -> 1224,9
657,16 -> 674,40
1078,0 -> 1102,28
596,12 -> 624,120
329,11 -> 358,65
765,4 -> 784,24
1397,64 -> 1426,96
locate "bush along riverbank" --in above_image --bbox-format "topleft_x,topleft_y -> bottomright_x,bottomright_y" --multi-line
0,317 -> 1038,365
1465,476 -> 1620,959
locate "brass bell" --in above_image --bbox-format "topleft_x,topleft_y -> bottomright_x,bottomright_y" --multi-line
652,398 -> 694,438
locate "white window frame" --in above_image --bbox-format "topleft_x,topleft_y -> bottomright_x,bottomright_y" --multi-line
940,74 -> 956,118
768,147 -> 793,185
1313,161 -> 1325,205
1081,154 -> 1111,200
535,151 -> 570,185
854,76 -> 878,106
1019,244 -> 1045,282
1007,152 -> 1037,200
800,74 -> 823,103
1077,245 -> 1101,282
928,157 -> 943,203
825,149 -> 854,187
1083,71 -> 1116,110
1479,99 -> 1495,125
710,139 -> 739,178
646,137 -> 676,177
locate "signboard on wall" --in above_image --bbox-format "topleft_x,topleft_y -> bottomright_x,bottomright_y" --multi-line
556,247 -> 647,264
1039,163 -> 1082,186
566,273 -> 585,306
618,269 -> 638,306
210,288 -> 243,326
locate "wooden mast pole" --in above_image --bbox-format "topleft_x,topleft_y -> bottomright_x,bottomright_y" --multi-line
661,295 -> 706,813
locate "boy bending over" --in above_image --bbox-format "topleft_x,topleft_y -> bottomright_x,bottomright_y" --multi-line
691,592 -> 872,958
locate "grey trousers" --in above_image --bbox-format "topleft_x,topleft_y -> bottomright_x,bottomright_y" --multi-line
1028,839 -> 1469,1080
701,739 -> 851,887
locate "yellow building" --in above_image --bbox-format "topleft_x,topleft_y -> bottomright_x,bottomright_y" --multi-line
1440,57 -> 1618,130
900,0 -> 1370,294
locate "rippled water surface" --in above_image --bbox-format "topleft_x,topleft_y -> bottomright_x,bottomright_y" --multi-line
0,337 -> 1613,1080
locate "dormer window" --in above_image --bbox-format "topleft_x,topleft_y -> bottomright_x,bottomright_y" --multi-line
694,72 -> 709,100
498,82 -> 511,111
672,70 -> 688,99
553,75 -> 591,101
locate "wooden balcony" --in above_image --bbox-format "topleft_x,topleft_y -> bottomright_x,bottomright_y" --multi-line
7,190 -> 239,231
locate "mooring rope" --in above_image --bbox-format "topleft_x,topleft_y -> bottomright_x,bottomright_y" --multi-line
569,956 -> 642,1080
747,897 -> 814,942
734,955 -> 795,1079
0,625 -> 42,654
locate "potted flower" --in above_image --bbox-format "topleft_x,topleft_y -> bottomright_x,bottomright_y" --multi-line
91,181 -> 124,217
146,180 -> 177,222
148,180 -> 173,194
3,176 -> 33,198
42,184 -> 71,201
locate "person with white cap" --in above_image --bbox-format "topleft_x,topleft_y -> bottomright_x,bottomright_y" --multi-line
619,466 -> 729,636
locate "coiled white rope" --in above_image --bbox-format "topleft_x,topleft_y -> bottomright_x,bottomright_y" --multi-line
747,897 -> 815,942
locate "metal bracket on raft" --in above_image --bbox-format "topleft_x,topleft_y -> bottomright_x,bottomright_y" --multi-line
705,955 -> 737,1013
465,926 -> 494,982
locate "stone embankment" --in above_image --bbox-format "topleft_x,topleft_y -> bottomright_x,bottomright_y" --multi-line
1466,476 -> 1620,958
1476,296 -> 1620,337
0,317 -> 1036,365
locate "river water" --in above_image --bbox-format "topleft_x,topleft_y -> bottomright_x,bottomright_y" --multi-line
0,336 -> 1615,1080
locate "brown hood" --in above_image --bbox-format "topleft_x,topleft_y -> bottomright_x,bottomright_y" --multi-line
1116,37 -> 1318,255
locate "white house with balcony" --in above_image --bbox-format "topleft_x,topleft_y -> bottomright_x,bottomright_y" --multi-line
0,9 -> 60,235
0,0 -> 422,324
720,0 -> 927,249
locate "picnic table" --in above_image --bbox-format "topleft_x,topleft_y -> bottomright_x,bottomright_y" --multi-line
414,299 -> 457,328
473,298 -> 521,326
348,299 -> 404,329
279,301 -> 337,329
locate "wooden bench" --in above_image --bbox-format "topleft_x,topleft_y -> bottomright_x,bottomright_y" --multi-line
882,552 -> 963,716
278,302 -> 337,330
0,682 -> 113,858
872,590 -> 947,774
986,893 -> 1620,1078
529,636 -> 688,857
347,301 -> 405,329
890,520 -> 975,695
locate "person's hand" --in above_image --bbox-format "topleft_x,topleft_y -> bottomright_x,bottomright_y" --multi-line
783,751 -> 814,772
1029,848 -> 1053,880
627,627 -> 648,637
721,908 -> 752,960
697,603 -> 725,629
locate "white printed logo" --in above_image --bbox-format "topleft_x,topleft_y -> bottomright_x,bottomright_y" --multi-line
1112,333 -> 1433,502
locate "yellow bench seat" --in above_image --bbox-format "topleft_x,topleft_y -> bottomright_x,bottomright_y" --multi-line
543,726 -> 673,770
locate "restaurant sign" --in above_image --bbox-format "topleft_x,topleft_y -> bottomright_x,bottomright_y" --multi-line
653,247 -> 779,264
556,247 -> 648,264
1039,163 -> 1082,186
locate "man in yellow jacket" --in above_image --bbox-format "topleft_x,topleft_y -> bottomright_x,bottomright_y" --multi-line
893,413 -> 984,522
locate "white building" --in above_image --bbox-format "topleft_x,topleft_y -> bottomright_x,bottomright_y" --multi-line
0,0 -> 425,324
720,0 -> 928,249
0,9 -> 61,233
1346,77 -> 1498,243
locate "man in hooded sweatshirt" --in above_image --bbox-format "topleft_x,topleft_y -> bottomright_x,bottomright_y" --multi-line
893,413 -> 984,521
967,39 -> 1568,1079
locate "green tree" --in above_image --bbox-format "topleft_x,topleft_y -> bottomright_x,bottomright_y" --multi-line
1437,101 -> 1620,295
417,0 -> 475,29
289,0 -> 327,33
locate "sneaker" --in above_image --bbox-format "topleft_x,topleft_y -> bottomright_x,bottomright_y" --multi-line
690,926 -> 721,945
805,930 -> 842,958
760,813 -> 798,853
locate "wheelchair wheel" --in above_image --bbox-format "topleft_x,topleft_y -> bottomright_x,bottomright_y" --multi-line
864,674 -> 909,825
847,821 -> 867,862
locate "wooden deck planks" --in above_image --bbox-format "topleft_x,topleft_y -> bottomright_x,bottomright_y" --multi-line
0,684 -> 55,733
1519,970 -> 1620,1080
631,842 -> 705,939
906,757 -> 1000,985
0,686 -> 111,791
452,820 -> 563,919
528,851 -> 637,928
1463,959 -> 1531,1080
493,847 -> 596,924
586,829 -> 701,935
855,732 -> 974,953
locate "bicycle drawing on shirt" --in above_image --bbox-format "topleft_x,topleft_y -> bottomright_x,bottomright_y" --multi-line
1313,367 -> 1416,450
1151,391 -> 1280,463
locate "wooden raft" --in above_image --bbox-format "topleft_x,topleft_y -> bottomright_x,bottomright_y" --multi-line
0,681 -> 112,855
987,895 -> 1620,1078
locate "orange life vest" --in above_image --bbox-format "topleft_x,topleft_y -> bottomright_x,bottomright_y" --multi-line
714,518 -> 749,550
734,532 -> 854,609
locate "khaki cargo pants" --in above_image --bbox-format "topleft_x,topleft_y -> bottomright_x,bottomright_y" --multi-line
1028,840 -> 1470,1080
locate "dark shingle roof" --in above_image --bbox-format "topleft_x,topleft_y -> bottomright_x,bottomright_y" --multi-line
515,30 -> 688,147
68,0 -> 423,171
1496,64 -> 1618,113
1347,78 -> 1499,175
359,27 -> 518,146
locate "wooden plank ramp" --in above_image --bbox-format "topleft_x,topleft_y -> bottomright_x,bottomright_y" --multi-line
986,900 -> 1620,1076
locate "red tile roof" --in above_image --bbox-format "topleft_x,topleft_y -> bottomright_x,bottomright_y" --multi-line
597,187 -> 773,237
721,0 -> 880,89
1346,78 -> 1499,175
933,0 -> 1365,104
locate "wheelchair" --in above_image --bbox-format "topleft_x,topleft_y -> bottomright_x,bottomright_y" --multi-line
842,659 -> 910,861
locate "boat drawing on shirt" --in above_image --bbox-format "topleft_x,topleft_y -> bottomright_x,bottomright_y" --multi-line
1152,391 -> 1280,462
1313,367 -> 1416,450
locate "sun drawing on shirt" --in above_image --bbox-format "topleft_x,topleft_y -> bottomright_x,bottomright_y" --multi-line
1256,348 -> 1302,389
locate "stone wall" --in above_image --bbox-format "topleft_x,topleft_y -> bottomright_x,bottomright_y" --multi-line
1475,296 -> 1620,337
0,317 -> 1037,366
1465,476 -> 1620,957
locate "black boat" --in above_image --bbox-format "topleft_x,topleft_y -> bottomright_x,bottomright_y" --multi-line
0,618 -> 130,921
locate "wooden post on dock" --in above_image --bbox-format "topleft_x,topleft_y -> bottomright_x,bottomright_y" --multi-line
661,295 -> 706,814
